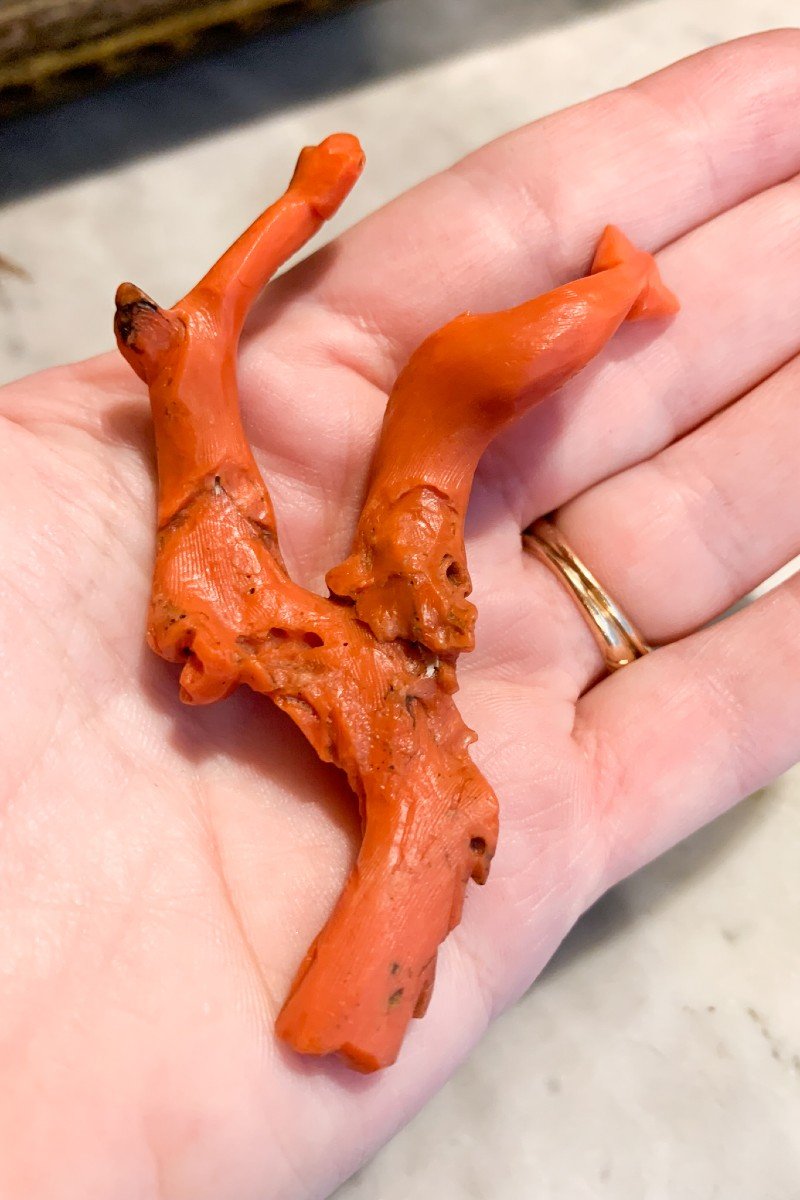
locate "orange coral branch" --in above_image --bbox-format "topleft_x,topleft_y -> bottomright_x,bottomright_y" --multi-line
115,133 -> 365,532
114,137 -> 677,1071
327,225 -> 678,657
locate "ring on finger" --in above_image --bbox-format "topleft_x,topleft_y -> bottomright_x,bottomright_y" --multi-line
522,516 -> 651,674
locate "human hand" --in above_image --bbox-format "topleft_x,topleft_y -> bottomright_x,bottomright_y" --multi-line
0,30 -> 798,1200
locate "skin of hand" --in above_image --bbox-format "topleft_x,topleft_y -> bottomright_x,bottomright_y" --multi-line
0,29 -> 799,1200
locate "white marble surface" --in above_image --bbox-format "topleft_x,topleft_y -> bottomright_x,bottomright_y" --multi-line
1,1 -> 798,1196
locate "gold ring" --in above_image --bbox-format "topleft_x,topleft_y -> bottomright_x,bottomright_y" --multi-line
522,516 -> 650,672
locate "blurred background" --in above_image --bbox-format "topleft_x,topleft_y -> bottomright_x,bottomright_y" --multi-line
2,1 -> 798,1197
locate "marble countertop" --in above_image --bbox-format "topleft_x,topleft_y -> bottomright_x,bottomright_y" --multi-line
2,0 -> 798,1196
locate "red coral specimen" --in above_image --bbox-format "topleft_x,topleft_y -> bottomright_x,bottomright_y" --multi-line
115,135 -> 677,1071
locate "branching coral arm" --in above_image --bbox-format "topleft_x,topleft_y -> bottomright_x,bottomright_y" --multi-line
192,133 -> 365,337
326,226 -> 679,656
114,134 -> 364,532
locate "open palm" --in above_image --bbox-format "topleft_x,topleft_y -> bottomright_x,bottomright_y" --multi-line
1,31 -> 799,1200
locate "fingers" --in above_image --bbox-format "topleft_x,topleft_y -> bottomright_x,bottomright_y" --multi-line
501,170 -> 800,526
553,351 -> 800,649
264,32 -> 800,392
512,344 -> 800,696
574,569 -> 800,891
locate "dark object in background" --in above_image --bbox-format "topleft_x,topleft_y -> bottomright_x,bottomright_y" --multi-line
0,0 -> 364,119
